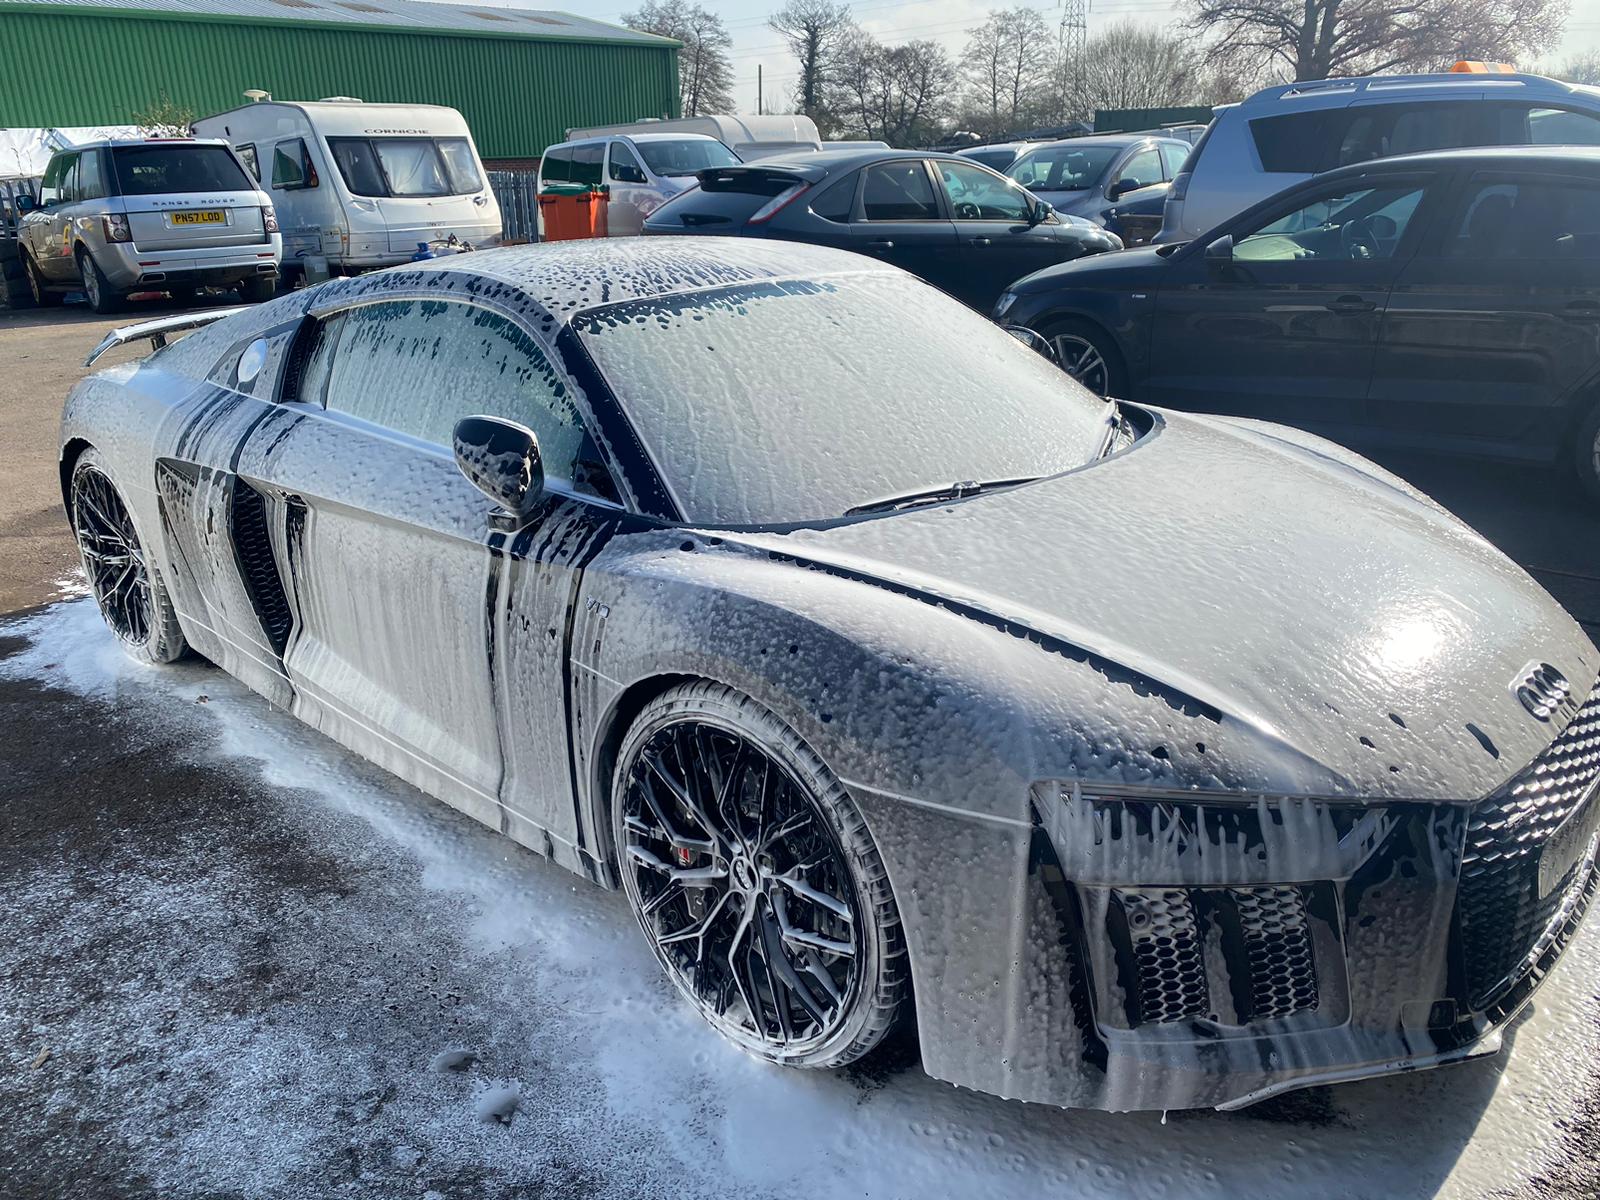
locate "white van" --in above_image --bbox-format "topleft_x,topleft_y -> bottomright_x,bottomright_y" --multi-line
193,99 -> 501,283
536,132 -> 741,238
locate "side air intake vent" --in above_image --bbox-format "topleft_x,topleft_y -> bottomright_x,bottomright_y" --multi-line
230,481 -> 293,655
1115,888 -> 1209,1025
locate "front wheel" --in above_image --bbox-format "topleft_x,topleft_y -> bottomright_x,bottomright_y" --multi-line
613,681 -> 909,1068
76,247 -> 124,314
1036,317 -> 1126,398
70,450 -> 188,664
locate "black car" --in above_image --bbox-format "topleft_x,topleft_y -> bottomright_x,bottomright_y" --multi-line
643,148 -> 1122,311
996,146 -> 1600,497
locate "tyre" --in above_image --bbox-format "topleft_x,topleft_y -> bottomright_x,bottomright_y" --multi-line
612,680 -> 909,1068
69,449 -> 188,665
1,272 -> 32,309
24,252 -> 58,308
1035,316 -> 1127,398
1573,399 -> 1600,505
76,246 -> 124,314
238,274 -> 275,304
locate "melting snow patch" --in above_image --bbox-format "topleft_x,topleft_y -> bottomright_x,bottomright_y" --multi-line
475,1080 -> 522,1125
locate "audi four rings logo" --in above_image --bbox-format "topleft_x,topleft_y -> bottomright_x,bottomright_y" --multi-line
1513,661 -> 1575,722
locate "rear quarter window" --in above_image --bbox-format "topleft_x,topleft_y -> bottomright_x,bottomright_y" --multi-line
1248,111 -> 1342,173
647,172 -> 801,229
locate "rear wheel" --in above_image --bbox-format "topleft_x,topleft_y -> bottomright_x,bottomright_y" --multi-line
239,274 -> 275,304
76,247 -> 124,314
69,450 -> 187,665
613,681 -> 909,1068
1036,316 -> 1126,398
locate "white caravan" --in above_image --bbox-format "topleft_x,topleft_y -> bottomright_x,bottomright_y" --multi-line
193,99 -> 500,281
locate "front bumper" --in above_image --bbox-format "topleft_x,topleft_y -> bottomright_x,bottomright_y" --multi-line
103,238 -> 281,290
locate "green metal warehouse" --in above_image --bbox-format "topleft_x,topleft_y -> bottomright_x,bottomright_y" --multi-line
0,0 -> 680,162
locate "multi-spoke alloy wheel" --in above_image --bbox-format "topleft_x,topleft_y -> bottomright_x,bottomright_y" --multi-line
1050,333 -> 1111,396
69,451 -> 187,664
614,682 -> 908,1067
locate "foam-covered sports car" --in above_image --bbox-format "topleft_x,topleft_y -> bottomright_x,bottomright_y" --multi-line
61,240 -> 1599,1111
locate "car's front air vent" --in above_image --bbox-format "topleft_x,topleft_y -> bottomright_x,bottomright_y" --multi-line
1224,885 -> 1319,1021
1115,887 -> 1209,1025
230,481 -> 293,655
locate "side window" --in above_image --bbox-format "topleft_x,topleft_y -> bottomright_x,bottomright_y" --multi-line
237,143 -> 260,182
860,161 -> 939,221
1445,179 -> 1600,260
272,138 -> 314,190
607,142 -> 647,184
1159,142 -> 1189,179
1334,103 -> 1486,169
1234,184 -> 1426,263
76,150 -> 106,202
38,155 -> 68,206
935,160 -> 1031,222
57,155 -> 81,205
809,173 -> 856,222
1114,149 -> 1162,192
318,299 -> 601,491
1250,111 -> 1341,173
571,144 -> 604,187
1526,107 -> 1600,147
540,147 -> 572,184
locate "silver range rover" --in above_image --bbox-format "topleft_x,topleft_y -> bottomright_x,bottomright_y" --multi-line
18,137 -> 281,313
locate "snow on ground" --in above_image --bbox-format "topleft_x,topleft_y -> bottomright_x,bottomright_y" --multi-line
3,597 -> 1598,1199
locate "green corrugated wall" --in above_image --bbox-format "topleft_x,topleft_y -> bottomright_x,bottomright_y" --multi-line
0,11 -> 680,158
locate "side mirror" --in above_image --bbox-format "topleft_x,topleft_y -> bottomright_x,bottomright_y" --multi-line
453,415 -> 544,528
1028,199 -> 1054,226
15,194 -> 35,214
1005,325 -> 1058,363
1107,178 -> 1139,201
1204,234 -> 1235,266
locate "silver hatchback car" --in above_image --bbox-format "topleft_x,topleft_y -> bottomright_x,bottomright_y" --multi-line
19,137 -> 281,313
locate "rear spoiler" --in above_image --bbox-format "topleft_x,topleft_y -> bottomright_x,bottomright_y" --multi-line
84,307 -> 248,367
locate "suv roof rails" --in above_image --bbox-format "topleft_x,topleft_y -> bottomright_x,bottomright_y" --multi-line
1263,71 -> 1560,105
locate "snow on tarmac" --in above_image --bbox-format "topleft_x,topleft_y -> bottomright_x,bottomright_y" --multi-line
5,597 -> 1598,1200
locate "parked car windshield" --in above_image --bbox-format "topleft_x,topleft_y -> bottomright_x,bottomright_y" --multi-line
635,138 -> 741,177
110,144 -> 253,195
573,272 -> 1106,524
328,137 -> 482,197
1008,144 -> 1120,192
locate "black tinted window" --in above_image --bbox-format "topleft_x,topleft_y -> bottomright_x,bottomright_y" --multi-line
1332,103 -> 1494,169
809,173 -> 856,221
571,144 -> 604,187
962,149 -> 1016,171
317,300 -> 601,491
646,172 -> 796,229
861,162 -> 938,220
608,141 -> 647,183
1446,179 -> 1600,260
541,147 -> 573,184
114,145 -> 253,194
1250,111 -> 1339,173
76,149 -> 107,201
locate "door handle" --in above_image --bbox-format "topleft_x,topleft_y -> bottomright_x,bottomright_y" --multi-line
1327,295 -> 1377,313
970,237 -> 992,247
1562,300 -> 1600,321
866,239 -> 894,250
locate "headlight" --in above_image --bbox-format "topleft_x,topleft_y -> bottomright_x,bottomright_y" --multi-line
101,213 -> 131,243
993,290 -> 1019,321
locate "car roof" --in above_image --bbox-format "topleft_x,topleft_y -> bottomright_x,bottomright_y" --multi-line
56,137 -> 234,151
1239,71 -> 1598,108
1017,134 -> 1183,154
313,238 -> 900,330
1326,144 -> 1600,176
553,132 -> 725,149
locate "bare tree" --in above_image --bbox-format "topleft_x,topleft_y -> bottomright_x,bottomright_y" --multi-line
1070,20 -> 1200,116
624,0 -> 736,116
133,91 -> 196,137
1541,47 -> 1600,86
1189,0 -> 1569,82
830,32 -> 956,145
769,0 -> 855,130
960,7 -> 1055,136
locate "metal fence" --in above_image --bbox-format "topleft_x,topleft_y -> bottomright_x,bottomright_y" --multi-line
488,169 -> 539,244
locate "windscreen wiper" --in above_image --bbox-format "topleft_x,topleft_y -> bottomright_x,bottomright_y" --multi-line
846,477 -> 1038,517
1091,397 -> 1126,462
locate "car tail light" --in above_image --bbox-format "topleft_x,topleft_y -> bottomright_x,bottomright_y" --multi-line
261,206 -> 279,233
101,213 -> 132,243
747,183 -> 809,225
1168,171 -> 1190,203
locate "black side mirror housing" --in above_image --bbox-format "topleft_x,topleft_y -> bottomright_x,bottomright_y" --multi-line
1005,325 -> 1058,364
1204,234 -> 1235,266
15,194 -> 35,214
1107,178 -> 1139,201
453,415 -> 544,528
1029,199 -> 1053,226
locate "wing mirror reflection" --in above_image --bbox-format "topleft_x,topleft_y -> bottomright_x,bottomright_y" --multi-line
453,414 -> 544,528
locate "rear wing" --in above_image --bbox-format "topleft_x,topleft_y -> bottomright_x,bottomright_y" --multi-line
84,307 -> 247,367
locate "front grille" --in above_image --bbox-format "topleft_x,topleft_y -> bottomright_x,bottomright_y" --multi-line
1226,886 -> 1319,1021
1458,689 -> 1600,1008
1117,889 -> 1209,1025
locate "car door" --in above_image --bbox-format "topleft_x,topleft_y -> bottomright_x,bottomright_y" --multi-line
1370,169 -> 1600,457
1143,174 -> 1436,429
1098,145 -> 1163,223
29,152 -> 78,279
232,293 -> 622,846
605,140 -> 651,235
931,158 -> 1060,308
848,159 -> 960,296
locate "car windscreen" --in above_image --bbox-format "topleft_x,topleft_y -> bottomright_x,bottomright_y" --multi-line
573,272 -> 1106,524
111,145 -> 253,195
1008,145 -> 1120,192
635,139 -> 741,177
644,170 -> 803,229
328,137 -> 482,197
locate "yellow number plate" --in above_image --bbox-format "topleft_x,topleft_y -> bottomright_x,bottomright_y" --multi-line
171,210 -> 226,225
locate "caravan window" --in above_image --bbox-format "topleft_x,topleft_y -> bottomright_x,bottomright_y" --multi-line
272,138 -> 316,190
327,137 -> 481,197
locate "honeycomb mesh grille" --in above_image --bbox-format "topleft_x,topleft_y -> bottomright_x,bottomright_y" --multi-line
1229,885 -> 1319,1020
1459,688 -> 1600,1007
1119,889 -> 1209,1025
